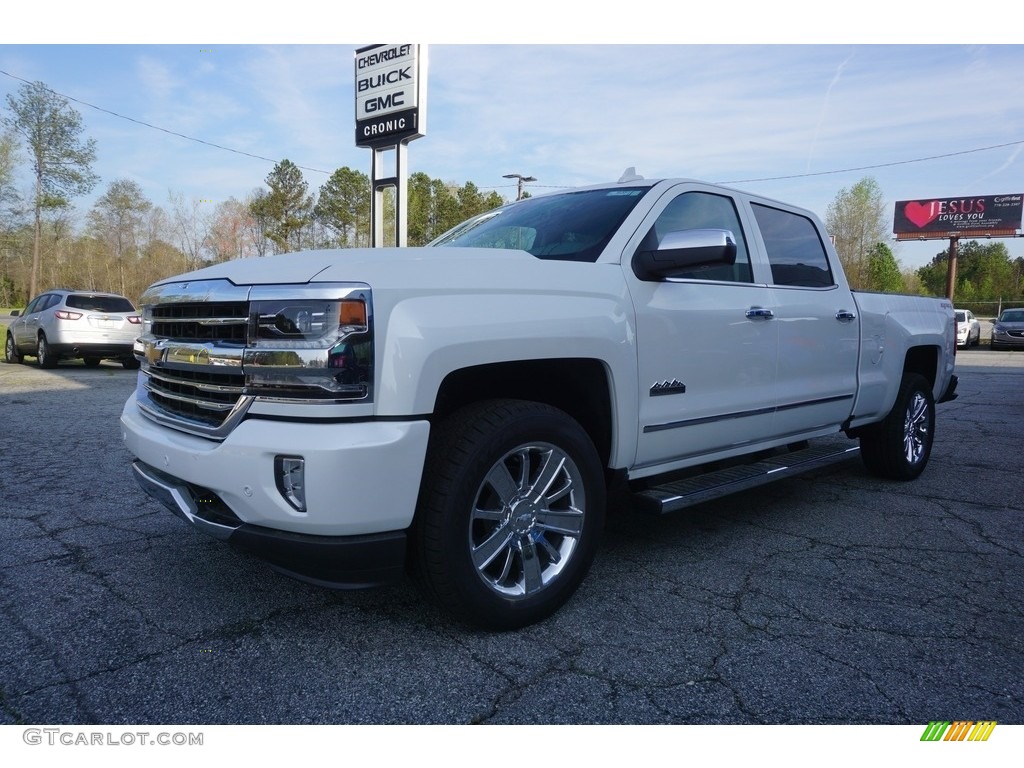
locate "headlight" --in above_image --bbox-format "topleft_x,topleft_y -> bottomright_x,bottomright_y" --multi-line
244,287 -> 373,401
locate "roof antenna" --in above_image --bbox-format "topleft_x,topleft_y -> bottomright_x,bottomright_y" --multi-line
618,167 -> 643,183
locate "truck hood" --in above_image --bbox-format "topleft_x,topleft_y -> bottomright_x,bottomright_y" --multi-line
148,247 -> 626,300
153,247 -> 537,287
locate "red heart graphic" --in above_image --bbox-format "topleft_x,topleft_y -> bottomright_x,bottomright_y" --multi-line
904,201 -> 939,229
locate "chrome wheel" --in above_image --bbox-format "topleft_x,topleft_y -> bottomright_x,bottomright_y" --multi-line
469,442 -> 586,599
903,391 -> 931,467
415,399 -> 605,629
860,373 -> 934,481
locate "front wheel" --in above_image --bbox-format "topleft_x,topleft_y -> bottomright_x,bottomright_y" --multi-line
413,400 -> 605,630
859,373 -> 935,480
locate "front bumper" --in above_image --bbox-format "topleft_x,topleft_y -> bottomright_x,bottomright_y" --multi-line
990,334 -> 1024,349
132,461 -> 407,587
121,392 -> 431,586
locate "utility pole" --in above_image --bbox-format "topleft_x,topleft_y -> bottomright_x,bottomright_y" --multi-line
503,173 -> 536,201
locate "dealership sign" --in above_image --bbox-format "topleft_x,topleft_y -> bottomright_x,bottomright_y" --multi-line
893,194 -> 1023,238
354,44 -> 427,149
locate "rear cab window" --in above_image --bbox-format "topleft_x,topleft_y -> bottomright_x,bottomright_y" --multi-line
751,203 -> 835,288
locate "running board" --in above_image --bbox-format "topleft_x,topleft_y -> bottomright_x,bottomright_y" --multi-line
632,444 -> 861,515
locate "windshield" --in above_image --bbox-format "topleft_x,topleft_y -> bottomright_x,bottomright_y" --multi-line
429,186 -> 650,262
999,309 -> 1024,323
955,311 -> 966,322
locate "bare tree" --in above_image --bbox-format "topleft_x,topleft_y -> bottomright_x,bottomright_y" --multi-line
169,190 -> 211,271
87,179 -> 152,296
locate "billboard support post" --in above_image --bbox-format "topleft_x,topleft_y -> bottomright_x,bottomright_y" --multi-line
945,236 -> 958,301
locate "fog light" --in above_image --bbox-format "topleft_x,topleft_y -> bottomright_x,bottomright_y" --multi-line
274,456 -> 306,512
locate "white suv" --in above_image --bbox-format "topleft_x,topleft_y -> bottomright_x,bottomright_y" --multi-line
5,289 -> 142,368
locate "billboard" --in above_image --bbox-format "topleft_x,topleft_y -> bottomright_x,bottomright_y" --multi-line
893,194 -> 1023,238
354,44 -> 427,149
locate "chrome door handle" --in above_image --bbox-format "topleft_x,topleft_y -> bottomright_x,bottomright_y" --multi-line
745,307 -> 774,320
835,310 -> 857,323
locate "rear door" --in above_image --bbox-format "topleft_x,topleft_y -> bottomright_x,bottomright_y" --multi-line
748,202 -> 859,437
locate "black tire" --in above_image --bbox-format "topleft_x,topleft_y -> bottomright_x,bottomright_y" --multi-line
83,356 -> 101,368
122,357 -> 140,370
36,334 -> 58,369
859,373 -> 935,481
413,399 -> 605,630
4,333 -> 21,364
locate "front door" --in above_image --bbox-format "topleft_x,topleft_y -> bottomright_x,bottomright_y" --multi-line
627,185 -> 780,473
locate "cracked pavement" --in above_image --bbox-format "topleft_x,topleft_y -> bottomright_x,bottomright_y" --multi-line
0,351 -> 1021,724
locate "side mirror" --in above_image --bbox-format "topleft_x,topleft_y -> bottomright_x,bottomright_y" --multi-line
9,310 -> 20,317
633,228 -> 737,281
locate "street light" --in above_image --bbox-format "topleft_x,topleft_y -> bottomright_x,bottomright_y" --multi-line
503,173 -> 536,201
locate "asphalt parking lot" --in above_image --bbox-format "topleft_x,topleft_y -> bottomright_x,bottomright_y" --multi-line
0,350 -> 1021,726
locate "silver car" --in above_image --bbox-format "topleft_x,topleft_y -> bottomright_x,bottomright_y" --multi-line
5,289 -> 142,368
990,307 -> 1024,351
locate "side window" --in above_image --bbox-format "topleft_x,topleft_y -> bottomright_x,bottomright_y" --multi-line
751,203 -> 835,288
24,295 -> 46,315
640,191 -> 752,282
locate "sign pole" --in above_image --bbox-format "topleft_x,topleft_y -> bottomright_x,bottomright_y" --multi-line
945,236 -> 958,301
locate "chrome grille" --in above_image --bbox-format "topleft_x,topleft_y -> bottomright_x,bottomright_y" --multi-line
151,301 -> 249,342
143,367 -> 247,428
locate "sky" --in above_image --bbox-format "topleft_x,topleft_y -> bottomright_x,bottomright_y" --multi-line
2,5 -> 1023,270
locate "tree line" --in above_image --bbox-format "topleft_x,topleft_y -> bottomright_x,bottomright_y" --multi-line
0,80 -> 504,306
3,79 -> 1022,309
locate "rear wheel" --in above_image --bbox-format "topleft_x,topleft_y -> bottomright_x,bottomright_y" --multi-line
36,334 -> 58,369
414,399 -> 605,630
860,373 -> 935,480
5,333 -> 21,364
83,356 -> 101,368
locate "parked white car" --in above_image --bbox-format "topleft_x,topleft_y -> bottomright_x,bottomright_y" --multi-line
955,309 -> 981,347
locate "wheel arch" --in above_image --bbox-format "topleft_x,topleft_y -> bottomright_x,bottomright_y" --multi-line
432,358 -> 615,468
902,344 -> 939,391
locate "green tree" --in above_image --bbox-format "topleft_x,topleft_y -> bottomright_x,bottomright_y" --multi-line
87,179 -> 152,296
916,240 -> 1020,301
315,167 -> 369,247
0,129 -> 19,220
865,242 -> 905,293
826,177 -> 888,290
3,80 -> 98,297
253,159 -> 313,253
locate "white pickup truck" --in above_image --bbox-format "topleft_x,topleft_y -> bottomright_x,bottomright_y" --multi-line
121,174 -> 958,629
